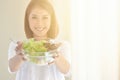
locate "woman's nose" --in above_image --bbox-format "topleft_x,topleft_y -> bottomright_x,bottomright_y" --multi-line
36,19 -> 43,25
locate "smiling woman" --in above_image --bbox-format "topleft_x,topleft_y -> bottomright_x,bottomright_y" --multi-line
0,0 -> 71,80
7,0 -> 71,80
28,6 -> 52,40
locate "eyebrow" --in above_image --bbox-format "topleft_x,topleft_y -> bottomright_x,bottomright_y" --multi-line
31,14 -> 37,16
31,14 -> 50,16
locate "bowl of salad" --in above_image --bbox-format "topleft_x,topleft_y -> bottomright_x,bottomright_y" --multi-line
22,38 -> 61,66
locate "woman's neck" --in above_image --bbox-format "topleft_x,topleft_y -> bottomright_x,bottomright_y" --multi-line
33,36 -> 48,41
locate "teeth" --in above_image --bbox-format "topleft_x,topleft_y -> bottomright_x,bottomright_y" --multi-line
38,28 -> 43,31
35,27 -> 44,31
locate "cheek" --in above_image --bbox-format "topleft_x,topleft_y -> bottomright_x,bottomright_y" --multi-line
29,20 -> 36,28
45,24 -> 51,31
45,20 -> 51,28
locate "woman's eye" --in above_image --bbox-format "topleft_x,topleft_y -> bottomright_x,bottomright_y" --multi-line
43,16 -> 49,20
32,16 -> 37,19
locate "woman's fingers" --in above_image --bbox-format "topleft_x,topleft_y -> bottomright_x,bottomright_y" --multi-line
48,61 -> 54,65
15,41 -> 23,51
16,53 -> 27,61
17,41 -> 23,49
51,50 -> 60,59
52,53 -> 59,58
15,41 -> 24,56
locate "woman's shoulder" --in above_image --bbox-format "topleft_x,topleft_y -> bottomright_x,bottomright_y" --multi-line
53,39 -> 71,50
8,41 -> 17,54
9,41 -> 17,47
55,39 -> 71,46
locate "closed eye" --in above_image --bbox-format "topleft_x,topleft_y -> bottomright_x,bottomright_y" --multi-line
32,16 -> 37,19
43,16 -> 49,20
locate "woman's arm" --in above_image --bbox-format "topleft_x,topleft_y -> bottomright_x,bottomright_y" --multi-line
54,53 -> 70,74
8,41 -> 25,72
53,41 -> 71,74
9,53 -> 25,72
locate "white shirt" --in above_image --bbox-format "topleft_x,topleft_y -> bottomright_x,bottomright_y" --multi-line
8,41 -> 71,80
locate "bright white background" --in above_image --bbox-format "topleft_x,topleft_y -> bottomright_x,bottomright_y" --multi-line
70,0 -> 120,80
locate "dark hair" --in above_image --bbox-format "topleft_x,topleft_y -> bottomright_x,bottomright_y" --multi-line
24,0 -> 59,39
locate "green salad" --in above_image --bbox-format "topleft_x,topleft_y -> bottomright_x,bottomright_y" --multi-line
23,38 -> 47,56
22,38 -> 61,64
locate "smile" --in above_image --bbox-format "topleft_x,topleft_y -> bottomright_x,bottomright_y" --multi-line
35,27 -> 45,32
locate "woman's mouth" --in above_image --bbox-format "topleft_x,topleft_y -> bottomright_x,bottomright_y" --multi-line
35,27 -> 45,32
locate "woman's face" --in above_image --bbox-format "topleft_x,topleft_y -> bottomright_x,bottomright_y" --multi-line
28,6 -> 51,38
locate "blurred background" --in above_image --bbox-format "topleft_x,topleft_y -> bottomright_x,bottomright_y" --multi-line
0,0 -> 120,80
70,0 -> 120,80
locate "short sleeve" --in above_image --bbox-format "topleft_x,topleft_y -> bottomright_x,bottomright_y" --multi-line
58,41 -> 72,77
8,42 -> 18,73
59,41 -> 71,64
8,42 -> 17,60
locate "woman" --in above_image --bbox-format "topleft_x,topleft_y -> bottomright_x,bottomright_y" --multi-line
8,0 -> 71,80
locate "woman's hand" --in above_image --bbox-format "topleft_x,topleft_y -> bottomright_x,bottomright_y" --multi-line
54,52 -> 70,74
48,50 -> 70,74
15,41 -> 26,60
9,41 -> 26,72
48,50 -> 59,65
